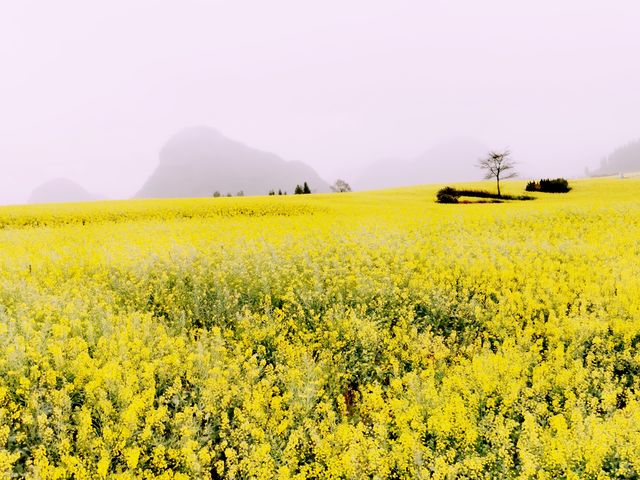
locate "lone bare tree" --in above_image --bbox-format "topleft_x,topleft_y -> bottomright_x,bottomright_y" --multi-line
478,150 -> 517,197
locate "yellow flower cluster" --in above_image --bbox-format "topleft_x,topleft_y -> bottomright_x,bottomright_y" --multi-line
0,178 -> 638,478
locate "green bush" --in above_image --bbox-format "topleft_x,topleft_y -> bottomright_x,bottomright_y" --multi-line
436,187 -> 533,203
526,178 -> 571,193
436,187 -> 459,203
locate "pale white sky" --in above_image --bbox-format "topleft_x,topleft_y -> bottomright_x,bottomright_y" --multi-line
1,0 -> 639,204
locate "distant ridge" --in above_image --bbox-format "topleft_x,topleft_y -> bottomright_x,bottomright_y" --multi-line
355,137 -> 489,190
29,178 -> 97,204
590,139 -> 640,176
136,126 -> 330,198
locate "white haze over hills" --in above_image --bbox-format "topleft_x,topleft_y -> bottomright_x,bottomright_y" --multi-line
1,1 -> 640,204
28,178 -> 98,204
23,131 -> 508,203
354,138 -> 490,190
136,127 -> 330,198
23,129 -> 640,203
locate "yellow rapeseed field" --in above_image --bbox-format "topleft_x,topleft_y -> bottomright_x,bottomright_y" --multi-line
0,178 -> 639,479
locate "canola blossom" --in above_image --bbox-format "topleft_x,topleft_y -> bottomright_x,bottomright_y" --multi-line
0,178 -> 639,479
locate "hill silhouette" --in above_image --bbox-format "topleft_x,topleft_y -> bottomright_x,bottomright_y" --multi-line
354,137 -> 489,190
136,127 -> 330,198
591,139 -> 640,176
29,178 -> 97,204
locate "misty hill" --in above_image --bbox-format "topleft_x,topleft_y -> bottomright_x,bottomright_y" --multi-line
354,137 -> 489,190
590,139 -> 640,176
136,127 -> 330,198
29,178 -> 97,204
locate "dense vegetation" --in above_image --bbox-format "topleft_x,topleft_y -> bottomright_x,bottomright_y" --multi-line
525,178 -> 571,193
294,182 -> 312,195
436,186 -> 533,203
0,178 -> 639,478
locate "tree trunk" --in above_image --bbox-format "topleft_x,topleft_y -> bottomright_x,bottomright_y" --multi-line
496,176 -> 501,197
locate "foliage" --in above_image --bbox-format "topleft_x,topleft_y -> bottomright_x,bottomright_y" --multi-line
435,187 -> 459,203
331,179 -> 352,193
526,178 -> 572,193
0,178 -> 639,478
436,186 -> 533,203
294,182 -> 311,195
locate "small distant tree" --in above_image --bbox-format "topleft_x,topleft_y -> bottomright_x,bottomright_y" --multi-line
331,179 -> 352,193
236,190 -> 244,197
478,150 -> 517,197
278,189 -> 283,195
226,192 -> 232,197
303,182 -> 311,194
213,191 -> 221,198
268,190 -> 275,195
294,184 -> 304,195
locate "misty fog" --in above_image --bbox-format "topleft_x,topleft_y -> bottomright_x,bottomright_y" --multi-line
1,0 -> 639,204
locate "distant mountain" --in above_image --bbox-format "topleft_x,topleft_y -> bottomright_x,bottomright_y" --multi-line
136,127 -> 330,198
29,178 -> 97,204
354,137 -> 489,190
590,139 -> 640,176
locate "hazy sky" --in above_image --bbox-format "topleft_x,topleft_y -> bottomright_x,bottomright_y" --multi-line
1,0 -> 639,204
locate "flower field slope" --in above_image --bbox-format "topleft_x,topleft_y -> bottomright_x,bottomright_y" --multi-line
0,178 -> 639,479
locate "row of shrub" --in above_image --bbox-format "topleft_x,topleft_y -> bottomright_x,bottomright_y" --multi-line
436,187 -> 533,204
525,178 -> 571,193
